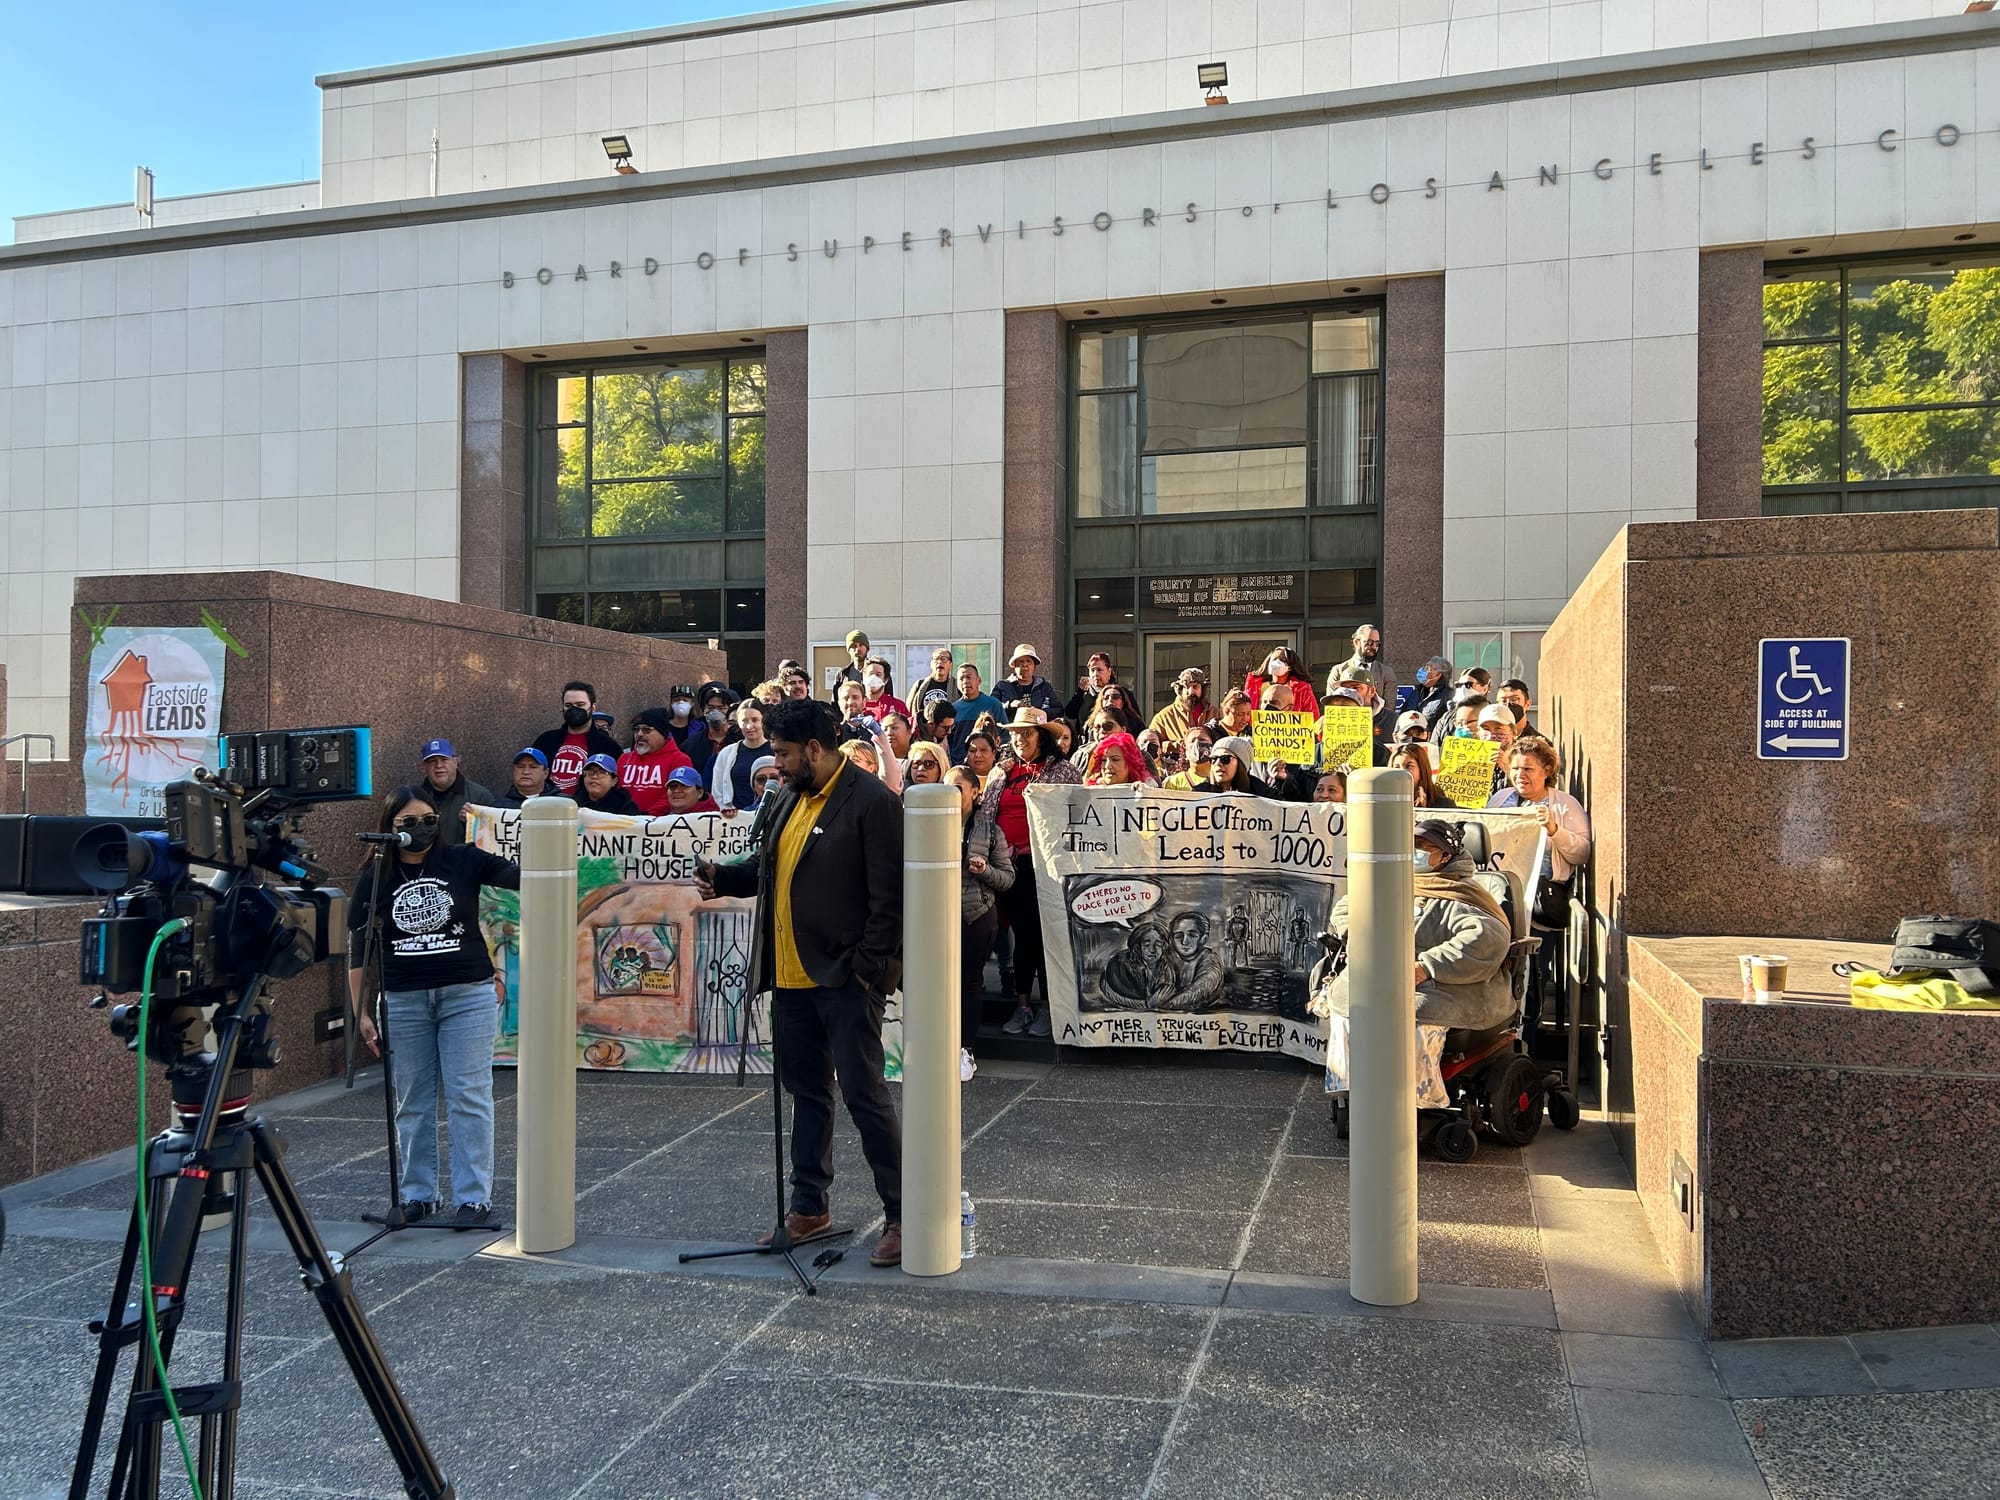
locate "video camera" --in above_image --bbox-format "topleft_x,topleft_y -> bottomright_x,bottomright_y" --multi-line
53,727 -> 373,1099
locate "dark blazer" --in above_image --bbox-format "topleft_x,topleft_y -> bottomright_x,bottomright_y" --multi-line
711,763 -> 904,997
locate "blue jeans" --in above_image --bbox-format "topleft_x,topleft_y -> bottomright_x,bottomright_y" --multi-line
384,981 -> 499,1208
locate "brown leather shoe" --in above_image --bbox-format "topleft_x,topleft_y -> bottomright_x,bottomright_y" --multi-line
869,1221 -> 903,1267
757,1210 -> 831,1247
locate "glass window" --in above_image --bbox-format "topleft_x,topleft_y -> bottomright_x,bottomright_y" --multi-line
1762,261 -> 2000,511
531,354 -> 765,688
1143,448 -> 1307,514
1313,377 -> 1380,506
1076,394 -> 1137,517
1312,310 -> 1381,373
1142,321 -> 1310,451
1074,576 -> 1137,625
1076,331 -> 1137,392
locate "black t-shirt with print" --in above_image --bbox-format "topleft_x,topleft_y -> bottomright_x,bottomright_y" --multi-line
349,843 -> 521,990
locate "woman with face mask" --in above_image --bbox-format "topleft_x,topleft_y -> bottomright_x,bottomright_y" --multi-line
1244,647 -> 1321,718
348,786 -> 521,1229
708,699 -> 772,816
859,656 -> 911,724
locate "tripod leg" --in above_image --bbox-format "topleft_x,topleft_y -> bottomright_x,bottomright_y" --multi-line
208,1161 -> 253,1500
67,1194 -> 145,1500
248,1118 -> 454,1500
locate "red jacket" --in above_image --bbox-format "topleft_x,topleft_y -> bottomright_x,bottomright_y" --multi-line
616,742 -> 694,815
1244,673 -> 1320,716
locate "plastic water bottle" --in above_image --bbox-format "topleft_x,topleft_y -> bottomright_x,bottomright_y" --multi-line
959,1191 -> 977,1260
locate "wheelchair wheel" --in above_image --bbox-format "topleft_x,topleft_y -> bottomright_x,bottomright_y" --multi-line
1434,1118 -> 1478,1163
1546,1086 -> 1580,1131
1331,1095 -> 1350,1140
1488,1056 -> 1545,1147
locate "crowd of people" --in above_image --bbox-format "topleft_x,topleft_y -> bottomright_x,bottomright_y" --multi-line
404,622 -> 1588,1063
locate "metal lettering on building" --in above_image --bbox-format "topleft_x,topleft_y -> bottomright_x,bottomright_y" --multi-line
1144,573 -> 1302,622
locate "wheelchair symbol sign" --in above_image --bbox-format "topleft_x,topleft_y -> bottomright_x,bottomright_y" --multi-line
1757,637 -> 1850,761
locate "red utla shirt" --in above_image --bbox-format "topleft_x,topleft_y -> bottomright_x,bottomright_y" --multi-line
616,742 -> 694,814
548,733 -> 592,792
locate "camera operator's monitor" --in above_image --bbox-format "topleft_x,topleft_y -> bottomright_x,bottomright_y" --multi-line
223,726 -> 372,803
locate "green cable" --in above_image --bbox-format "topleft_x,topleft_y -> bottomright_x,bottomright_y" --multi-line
136,917 -> 203,1500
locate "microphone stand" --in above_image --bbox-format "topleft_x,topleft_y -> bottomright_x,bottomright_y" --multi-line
350,836 -> 460,1252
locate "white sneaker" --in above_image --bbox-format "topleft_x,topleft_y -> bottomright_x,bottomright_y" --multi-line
959,1047 -> 977,1082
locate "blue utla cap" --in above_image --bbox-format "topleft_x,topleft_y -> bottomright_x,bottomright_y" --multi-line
583,753 -> 620,775
666,765 -> 705,788
421,738 -> 456,760
513,747 -> 549,767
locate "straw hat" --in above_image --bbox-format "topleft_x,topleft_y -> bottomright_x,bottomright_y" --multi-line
1000,705 -> 1051,731
1008,643 -> 1042,666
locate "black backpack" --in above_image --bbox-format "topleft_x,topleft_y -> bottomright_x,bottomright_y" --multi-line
1886,916 -> 2000,997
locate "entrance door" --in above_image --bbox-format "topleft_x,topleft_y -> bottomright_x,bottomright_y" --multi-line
1144,632 -> 1296,718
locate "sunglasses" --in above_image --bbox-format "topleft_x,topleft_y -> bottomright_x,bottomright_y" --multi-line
1214,753 -> 1238,764
393,814 -> 440,830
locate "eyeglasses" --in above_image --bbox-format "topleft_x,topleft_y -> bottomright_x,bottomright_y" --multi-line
1214,753 -> 1237,763
392,814 -> 441,830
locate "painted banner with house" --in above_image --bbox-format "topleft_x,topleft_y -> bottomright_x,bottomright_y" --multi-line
463,803 -> 905,1079
83,628 -> 230,817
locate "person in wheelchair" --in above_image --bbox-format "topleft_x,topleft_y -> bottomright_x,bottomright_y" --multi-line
1310,819 -> 1513,1031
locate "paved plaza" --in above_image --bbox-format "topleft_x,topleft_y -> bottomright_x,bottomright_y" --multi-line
4,1061 -> 1997,1499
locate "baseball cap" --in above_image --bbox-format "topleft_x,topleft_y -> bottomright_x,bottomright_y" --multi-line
1326,687 -> 1364,705
583,753 -> 620,775
670,684 -> 697,700
591,709 -> 615,729
1394,710 -> 1427,735
1477,705 -> 1513,728
420,738 -> 456,760
1337,664 -> 1373,684
513,747 -> 548,767
666,765 -> 705,789
1414,818 -> 1465,861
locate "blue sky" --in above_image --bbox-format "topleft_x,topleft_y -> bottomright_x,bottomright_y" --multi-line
0,1 -> 740,240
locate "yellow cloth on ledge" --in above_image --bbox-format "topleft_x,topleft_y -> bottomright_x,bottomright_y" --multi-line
1847,970 -> 2000,1012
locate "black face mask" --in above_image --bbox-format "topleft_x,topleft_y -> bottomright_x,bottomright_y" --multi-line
403,823 -> 438,854
562,705 -> 590,729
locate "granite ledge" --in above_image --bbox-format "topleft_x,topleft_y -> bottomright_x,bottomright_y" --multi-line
1624,508 -> 1997,562
1629,936 -> 2000,1075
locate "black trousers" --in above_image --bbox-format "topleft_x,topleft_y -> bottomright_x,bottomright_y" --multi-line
960,905 -> 1001,1047
997,856 -> 1046,1004
773,978 -> 902,1221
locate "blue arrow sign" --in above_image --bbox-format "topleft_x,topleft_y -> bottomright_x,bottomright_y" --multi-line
1757,637 -> 1850,761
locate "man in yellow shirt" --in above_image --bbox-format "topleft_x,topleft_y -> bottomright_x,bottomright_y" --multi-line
699,698 -> 906,1267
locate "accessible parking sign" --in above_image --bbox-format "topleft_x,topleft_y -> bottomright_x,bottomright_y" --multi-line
1757,637 -> 1850,761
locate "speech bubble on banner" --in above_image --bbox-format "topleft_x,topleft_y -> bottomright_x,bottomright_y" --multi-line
1070,878 -> 1163,927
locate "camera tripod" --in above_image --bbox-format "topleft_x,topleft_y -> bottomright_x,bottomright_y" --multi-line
70,970 -> 452,1500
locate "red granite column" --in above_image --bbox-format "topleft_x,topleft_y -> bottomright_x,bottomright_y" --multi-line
763,329 -> 809,673
1697,247 -> 1765,521
1003,311 -> 1068,663
460,353 -> 529,610
1381,275 -> 1445,666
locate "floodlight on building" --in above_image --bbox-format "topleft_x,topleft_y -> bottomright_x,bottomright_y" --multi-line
1198,61 -> 1228,104
602,135 -> 637,174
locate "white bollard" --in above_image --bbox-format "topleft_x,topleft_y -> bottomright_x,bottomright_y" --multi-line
1346,766 -> 1418,1306
900,783 -> 963,1277
515,794 -> 578,1254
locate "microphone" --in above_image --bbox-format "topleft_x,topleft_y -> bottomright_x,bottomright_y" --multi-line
356,830 -> 412,846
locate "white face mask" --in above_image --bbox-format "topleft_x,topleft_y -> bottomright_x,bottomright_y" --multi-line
672,699 -> 692,716
865,673 -> 884,691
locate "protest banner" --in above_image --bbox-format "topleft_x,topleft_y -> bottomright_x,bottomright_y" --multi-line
1436,737 -> 1501,809
1319,703 -> 1375,772
83,627 -> 229,816
1250,710 -> 1317,766
464,804 -> 905,1078
1026,785 -> 1347,1064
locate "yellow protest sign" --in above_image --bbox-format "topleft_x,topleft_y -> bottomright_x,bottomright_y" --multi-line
1435,737 -> 1500,809
1318,704 -> 1374,771
1251,711 -> 1318,765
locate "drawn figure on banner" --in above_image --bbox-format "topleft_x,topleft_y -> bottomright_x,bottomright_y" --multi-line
1288,909 -> 1313,969
1102,918 -> 1177,1009
1066,872 -> 1328,1021
1225,905 -> 1251,967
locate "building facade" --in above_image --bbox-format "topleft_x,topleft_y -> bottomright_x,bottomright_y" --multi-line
4,0 -> 1998,749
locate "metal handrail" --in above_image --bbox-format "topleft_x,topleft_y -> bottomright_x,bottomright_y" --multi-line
0,732 -> 56,813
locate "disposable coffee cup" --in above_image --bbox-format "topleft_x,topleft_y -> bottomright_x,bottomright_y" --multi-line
1751,954 -> 1789,1004
1737,955 -> 1757,1002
